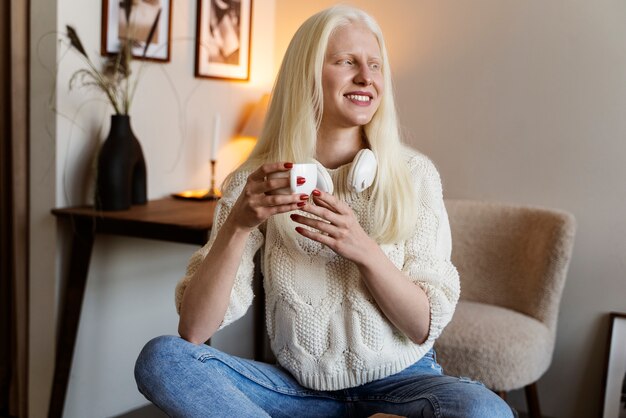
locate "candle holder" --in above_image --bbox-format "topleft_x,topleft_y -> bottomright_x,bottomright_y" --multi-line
171,159 -> 221,201
202,159 -> 222,200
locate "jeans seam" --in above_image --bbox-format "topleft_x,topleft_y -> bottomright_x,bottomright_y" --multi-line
209,363 -> 272,418
425,393 -> 441,418
198,354 -> 340,400
350,394 -> 436,405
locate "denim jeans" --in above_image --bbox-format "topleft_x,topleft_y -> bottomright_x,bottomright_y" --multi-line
135,335 -> 515,418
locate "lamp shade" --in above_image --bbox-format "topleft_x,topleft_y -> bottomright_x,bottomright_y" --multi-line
239,93 -> 270,138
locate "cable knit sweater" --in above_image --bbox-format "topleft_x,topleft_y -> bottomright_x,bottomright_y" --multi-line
175,148 -> 460,391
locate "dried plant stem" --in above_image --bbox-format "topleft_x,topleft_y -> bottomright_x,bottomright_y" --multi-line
77,54 -> 122,114
66,4 -> 161,115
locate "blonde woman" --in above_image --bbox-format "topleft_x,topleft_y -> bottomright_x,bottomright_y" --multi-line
135,6 -> 514,417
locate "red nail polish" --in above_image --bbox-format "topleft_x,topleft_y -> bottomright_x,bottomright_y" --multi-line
300,194 -> 309,200
312,189 -> 321,196
295,226 -> 304,234
284,162 -> 293,169
290,214 -> 297,220
297,176 -> 306,185
297,201 -> 306,207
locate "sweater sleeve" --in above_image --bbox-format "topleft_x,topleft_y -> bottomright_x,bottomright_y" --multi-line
402,154 -> 460,344
174,170 -> 265,330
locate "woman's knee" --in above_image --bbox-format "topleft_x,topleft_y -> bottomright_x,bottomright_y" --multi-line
451,379 -> 515,418
134,335 -> 190,386
137,335 -> 183,364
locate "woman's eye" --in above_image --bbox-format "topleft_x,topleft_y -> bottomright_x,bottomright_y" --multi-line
339,59 -> 353,65
370,63 -> 381,71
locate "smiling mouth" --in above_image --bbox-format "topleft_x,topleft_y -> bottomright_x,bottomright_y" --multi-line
344,94 -> 372,103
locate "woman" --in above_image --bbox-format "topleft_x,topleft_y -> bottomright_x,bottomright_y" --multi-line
135,6 -> 514,417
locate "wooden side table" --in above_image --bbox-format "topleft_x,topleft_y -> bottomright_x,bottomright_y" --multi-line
49,198 -> 217,418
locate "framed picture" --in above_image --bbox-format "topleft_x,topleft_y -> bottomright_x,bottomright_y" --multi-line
195,0 -> 252,81
101,0 -> 172,62
603,312 -> 626,418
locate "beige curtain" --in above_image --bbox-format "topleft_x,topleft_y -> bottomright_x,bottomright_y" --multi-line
1,0 -> 30,416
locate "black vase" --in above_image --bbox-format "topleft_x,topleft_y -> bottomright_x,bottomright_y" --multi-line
95,114 -> 147,211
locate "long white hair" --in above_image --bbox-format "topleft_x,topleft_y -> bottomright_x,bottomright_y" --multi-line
233,5 -> 417,244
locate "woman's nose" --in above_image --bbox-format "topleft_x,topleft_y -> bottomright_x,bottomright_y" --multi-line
354,66 -> 373,86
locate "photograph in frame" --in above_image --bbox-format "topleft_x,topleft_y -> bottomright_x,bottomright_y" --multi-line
102,0 -> 172,62
195,0 -> 252,81
603,312 -> 626,418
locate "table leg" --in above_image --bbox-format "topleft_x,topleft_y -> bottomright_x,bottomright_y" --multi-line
48,218 -> 94,418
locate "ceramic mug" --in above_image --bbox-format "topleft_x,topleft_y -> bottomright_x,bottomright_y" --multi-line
269,163 -> 318,195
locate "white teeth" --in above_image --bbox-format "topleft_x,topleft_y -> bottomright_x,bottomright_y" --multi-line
345,94 -> 371,102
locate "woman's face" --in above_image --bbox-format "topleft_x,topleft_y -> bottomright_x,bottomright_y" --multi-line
320,22 -> 384,131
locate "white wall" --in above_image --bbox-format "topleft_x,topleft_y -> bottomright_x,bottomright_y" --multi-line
31,0 -> 626,417
275,1 -> 626,417
30,0 -> 276,416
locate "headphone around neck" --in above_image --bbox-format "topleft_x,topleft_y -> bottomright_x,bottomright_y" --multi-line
316,149 -> 378,194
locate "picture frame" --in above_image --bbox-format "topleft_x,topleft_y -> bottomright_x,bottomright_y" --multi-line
602,312 -> 626,418
101,0 -> 172,62
195,0 -> 252,81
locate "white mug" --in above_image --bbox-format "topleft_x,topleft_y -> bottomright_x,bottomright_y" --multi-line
269,163 -> 318,195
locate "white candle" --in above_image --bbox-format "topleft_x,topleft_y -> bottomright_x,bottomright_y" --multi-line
211,113 -> 220,161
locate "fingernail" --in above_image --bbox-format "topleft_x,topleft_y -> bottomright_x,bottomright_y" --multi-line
297,202 -> 306,207
290,214 -> 297,220
312,189 -> 321,196
300,194 -> 309,200
297,176 -> 306,185
295,226 -> 304,234
284,162 -> 293,169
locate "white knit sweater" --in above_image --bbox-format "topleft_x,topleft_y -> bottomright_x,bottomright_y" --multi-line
175,148 -> 460,391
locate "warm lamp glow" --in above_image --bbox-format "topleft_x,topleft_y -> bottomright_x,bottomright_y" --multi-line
173,95 -> 269,201
213,93 -> 269,179
175,189 -> 213,199
239,93 -> 270,138
219,137 -> 257,171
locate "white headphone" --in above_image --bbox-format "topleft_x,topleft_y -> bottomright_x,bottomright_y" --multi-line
316,149 -> 378,194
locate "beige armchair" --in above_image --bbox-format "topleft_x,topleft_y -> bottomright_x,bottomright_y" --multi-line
435,199 -> 576,418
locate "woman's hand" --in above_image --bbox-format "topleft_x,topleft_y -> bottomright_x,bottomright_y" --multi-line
292,189 -> 432,343
290,189 -> 377,264
228,162 -> 308,231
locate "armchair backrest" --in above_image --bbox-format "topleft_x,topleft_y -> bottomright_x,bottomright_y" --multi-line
444,199 -> 576,331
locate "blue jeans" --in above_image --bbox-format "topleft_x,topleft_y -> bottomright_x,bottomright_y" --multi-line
135,335 -> 515,418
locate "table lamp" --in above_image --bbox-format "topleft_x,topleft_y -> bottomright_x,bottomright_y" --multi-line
173,93 -> 270,201
239,93 -> 270,140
